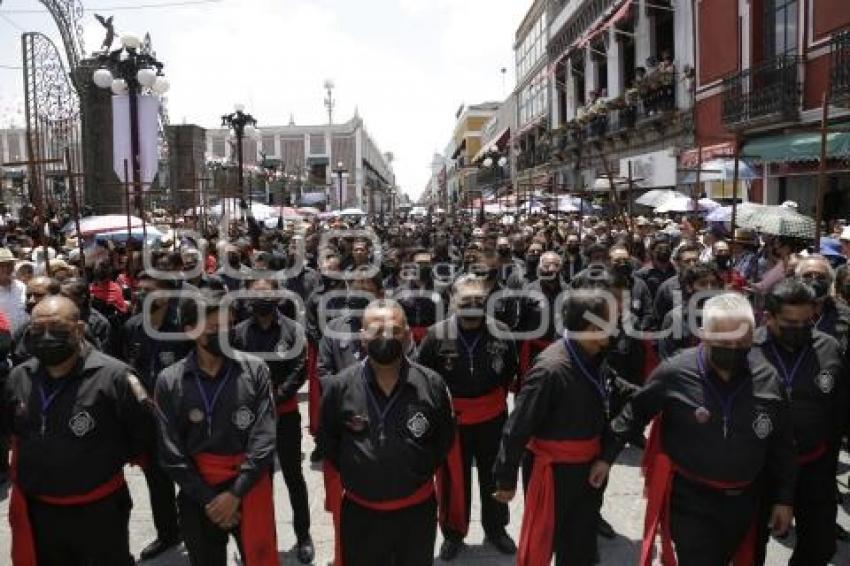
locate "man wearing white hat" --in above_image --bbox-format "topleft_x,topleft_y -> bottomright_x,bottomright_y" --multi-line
0,248 -> 27,335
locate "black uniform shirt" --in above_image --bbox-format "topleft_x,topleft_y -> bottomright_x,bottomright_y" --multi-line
123,304 -> 193,392
416,316 -> 517,399
752,327 -> 846,455
1,346 -> 151,497
320,359 -> 454,502
603,347 -> 797,503
635,263 -> 677,299
154,352 -> 276,505
493,339 -> 636,489
232,314 -> 306,405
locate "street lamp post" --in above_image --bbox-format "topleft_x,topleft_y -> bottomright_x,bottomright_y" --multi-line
92,33 -> 169,227
332,161 -> 347,211
221,104 -> 259,208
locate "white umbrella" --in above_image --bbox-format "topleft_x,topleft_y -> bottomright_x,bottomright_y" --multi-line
589,176 -> 630,193
655,197 -> 721,213
341,207 -> 366,216
635,189 -> 690,208
63,214 -> 145,236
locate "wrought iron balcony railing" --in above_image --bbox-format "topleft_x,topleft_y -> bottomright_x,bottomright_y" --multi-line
830,29 -> 850,105
721,54 -> 801,127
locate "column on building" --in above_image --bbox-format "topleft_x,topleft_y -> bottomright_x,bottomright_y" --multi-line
355,125 -> 364,208
674,0 -> 695,109
635,0 -> 655,70
607,26 -> 624,98
584,47 -> 598,99
566,61 -> 577,121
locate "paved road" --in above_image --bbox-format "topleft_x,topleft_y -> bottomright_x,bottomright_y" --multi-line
1,393 -> 848,565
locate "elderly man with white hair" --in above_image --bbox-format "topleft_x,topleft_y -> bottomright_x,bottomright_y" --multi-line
796,254 -> 850,353
595,292 -> 796,566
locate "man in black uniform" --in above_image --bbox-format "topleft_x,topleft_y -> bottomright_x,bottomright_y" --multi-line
123,270 -> 190,560
2,296 -> 151,565
635,234 -> 677,299
598,292 -> 796,566
653,242 -> 701,326
320,299 -> 455,566
493,285 -> 636,566
658,263 -> 722,361
796,255 -> 850,353
11,276 -> 60,364
59,278 -> 113,355
232,277 -> 314,564
753,280 -> 846,565
154,288 -> 278,566
417,275 -> 518,560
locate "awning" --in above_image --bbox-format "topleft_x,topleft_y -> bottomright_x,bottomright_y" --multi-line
472,126 -> 511,163
743,131 -> 850,163
578,0 -> 633,48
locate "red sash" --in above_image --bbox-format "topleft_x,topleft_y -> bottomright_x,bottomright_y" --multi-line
641,436 -> 756,566
642,339 -> 660,382
9,437 -> 126,566
323,461 -> 434,566
518,340 -> 553,382
307,342 -> 320,436
437,387 -> 508,536
517,437 -> 601,566
193,453 -> 277,566
275,396 -> 298,416
410,326 -> 429,345
797,442 -> 828,465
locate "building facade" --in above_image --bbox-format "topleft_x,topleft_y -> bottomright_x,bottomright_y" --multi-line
443,102 -> 501,212
206,112 -> 396,212
689,0 -> 850,217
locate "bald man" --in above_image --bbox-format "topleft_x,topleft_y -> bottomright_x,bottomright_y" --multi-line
320,299 -> 455,566
1,296 -> 151,566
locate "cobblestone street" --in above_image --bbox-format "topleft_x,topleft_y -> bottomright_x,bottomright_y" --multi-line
1,394 -> 847,565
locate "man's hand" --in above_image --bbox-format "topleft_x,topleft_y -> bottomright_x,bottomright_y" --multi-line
205,491 -> 242,529
588,461 -> 611,488
768,504 -> 793,537
492,489 -> 516,504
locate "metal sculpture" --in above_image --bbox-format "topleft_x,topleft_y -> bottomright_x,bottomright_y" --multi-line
37,0 -> 86,74
94,14 -> 115,53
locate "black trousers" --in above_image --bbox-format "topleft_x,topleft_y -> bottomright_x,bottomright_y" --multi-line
276,411 -> 311,541
178,489 -> 244,566
341,496 -> 437,566
522,457 -> 602,566
441,414 -> 509,542
30,485 -> 133,566
755,453 -> 837,566
670,475 -> 759,566
142,452 -> 180,540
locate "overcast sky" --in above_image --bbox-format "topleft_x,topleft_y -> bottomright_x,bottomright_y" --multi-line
0,0 -> 531,200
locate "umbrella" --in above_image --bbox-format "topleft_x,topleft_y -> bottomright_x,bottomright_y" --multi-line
296,206 -> 321,216
63,214 -> 145,236
705,203 -> 765,223
736,205 -> 816,239
635,189 -> 690,208
92,227 -> 163,243
557,196 -> 600,214
588,176 -> 630,192
655,197 -> 721,213
341,207 -> 366,216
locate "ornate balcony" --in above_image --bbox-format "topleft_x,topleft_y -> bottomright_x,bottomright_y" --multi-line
721,54 -> 801,128
830,29 -> 850,106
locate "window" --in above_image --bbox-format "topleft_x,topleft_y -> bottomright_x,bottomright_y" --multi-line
262,135 -> 276,156
518,68 -> 549,126
212,137 -> 226,158
515,12 -> 548,82
764,0 -> 798,58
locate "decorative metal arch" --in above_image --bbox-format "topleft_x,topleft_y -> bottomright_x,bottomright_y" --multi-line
37,0 -> 86,73
22,32 -> 83,213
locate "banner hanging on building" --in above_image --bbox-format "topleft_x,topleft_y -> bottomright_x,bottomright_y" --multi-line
112,94 -> 160,187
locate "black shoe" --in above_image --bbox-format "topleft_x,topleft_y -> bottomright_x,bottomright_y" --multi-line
598,517 -> 616,539
439,538 -> 463,561
139,536 -> 179,561
837,523 -> 849,541
310,447 -> 323,463
485,531 -> 517,555
296,536 -> 315,564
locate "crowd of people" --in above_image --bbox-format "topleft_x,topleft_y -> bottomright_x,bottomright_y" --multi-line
0,202 -> 849,565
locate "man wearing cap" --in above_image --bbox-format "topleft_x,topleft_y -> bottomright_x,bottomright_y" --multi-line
599,293 -> 796,566
320,299 -> 455,566
0,247 -> 27,336
732,229 -> 761,283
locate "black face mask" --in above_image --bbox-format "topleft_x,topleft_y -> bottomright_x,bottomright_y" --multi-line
525,255 -> 540,271
347,296 -> 371,312
567,244 -> 581,254
708,346 -> 749,372
227,256 -> 241,270
27,329 -> 77,366
367,337 -> 404,365
252,299 -> 277,317
841,283 -> 850,299
778,324 -> 813,351
804,278 -> 830,299
613,262 -> 633,278
94,266 -> 110,281
715,255 -> 731,270
417,264 -> 432,281
487,268 -> 499,280
204,333 -> 224,357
